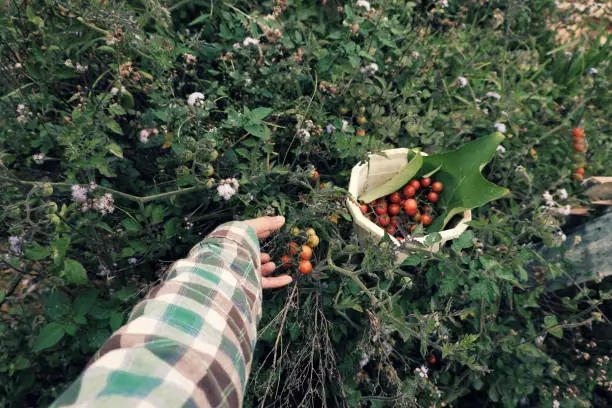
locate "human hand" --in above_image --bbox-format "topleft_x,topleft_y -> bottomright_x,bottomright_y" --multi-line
244,216 -> 293,289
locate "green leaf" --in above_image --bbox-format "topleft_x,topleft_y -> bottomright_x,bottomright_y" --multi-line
452,230 -> 475,251
121,218 -> 142,233
106,119 -> 123,135
107,143 -> 124,158
32,323 -> 65,352
72,289 -> 99,316
108,103 -> 126,116
43,291 -> 71,320
359,151 -> 423,203
24,242 -> 50,261
109,312 -> 124,331
421,133 -> 510,230
544,315 -> 563,338
249,107 -> 273,121
62,259 -> 88,285
188,13 -> 209,26
151,205 -> 166,224
51,236 -> 70,267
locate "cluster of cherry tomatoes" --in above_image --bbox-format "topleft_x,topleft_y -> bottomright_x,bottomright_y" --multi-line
572,127 -> 587,181
359,177 -> 444,240
280,227 -> 320,275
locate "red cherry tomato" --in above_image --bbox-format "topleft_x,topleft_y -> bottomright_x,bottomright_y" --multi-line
389,192 -> 402,203
427,192 -> 439,203
432,181 -> 443,193
281,255 -> 292,269
404,199 -> 418,216
572,127 -> 584,139
386,224 -> 396,235
575,167 -> 585,175
414,213 -> 422,222
395,235 -> 404,241
388,203 -> 401,216
287,242 -> 300,255
422,214 -> 433,226
421,177 -> 431,188
409,179 -> 421,190
311,170 -> 319,182
360,203 -> 368,214
573,142 -> 586,152
403,185 -> 416,197
378,213 -> 391,227
375,200 -> 388,215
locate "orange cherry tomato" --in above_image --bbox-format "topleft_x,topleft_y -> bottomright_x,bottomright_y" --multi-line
300,245 -> 313,260
421,177 -> 431,188
404,199 -> 418,215
356,128 -> 366,137
427,192 -> 439,203
287,242 -> 300,255
572,127 -> 584,139
422,214 -> 433,226
409,179 -> 420,190
375,201 -> 388,215
432,181 -> 443,193
360,203 -> 368,214
281,255 -> 292,268
298,260 -> 313,274
311,170 -> 319,182
378,213 -> 391,227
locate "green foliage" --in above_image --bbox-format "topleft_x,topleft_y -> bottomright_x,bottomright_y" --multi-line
1,0 -> 612,407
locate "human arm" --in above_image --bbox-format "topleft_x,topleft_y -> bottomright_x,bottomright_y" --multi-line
51,216 -> 291,408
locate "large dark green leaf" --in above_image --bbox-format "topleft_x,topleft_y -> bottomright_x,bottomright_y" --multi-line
422,133 -> 510,231
62,259 -> 88,285
32,323 -> 65,352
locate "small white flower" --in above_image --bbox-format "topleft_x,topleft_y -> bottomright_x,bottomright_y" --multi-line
501,110 -> 508,117
411,51 -> 420,59
360,63 -> 379,76
233,42 -> 241,50
64,59 -> 73,67
139,129 -> 151,143
326,123 -> 336,133
304,119 -> 315,130
128,257 -> 138,265
32,153 -> 45,164
9,236 -> 23,256
217,183 -> 237,200
553,400 -> 560,408
496,145 -> 506,153
457,76 -> 468,88
243,37 -> 260,46
110,87 -> 119,96
342,120 -> 350,131
589,67 -> 598,75
487,91 -> 501,100
71,185 -> 88,203
542,191 -> 555,206
355,0 -> 371,11
558,205 -> 571,217
183,53 -> 197,64
93,193 -> 115,215
415,365 -> 429,378
14,63 -> 22,69
493,123 -> 507,133
439,0 -> 449,7
75,63 -> 88,73
555,230 -> 567,243
359,353 -> 370,368
89,181 -> 98,191
298,128 -> 311,142
535,335 -> 545,346
187,92 -> 205,107
557,188 -> 568,201
120,86 -> 126,93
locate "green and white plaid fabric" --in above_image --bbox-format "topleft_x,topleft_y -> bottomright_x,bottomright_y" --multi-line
51,221 -> 262,408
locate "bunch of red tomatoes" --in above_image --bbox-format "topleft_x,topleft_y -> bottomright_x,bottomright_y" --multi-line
280,227 -> 320,275
359,177 -> 444,240
572,127 -> 587,181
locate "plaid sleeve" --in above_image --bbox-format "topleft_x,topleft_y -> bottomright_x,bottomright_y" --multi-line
51,221 -> 262,408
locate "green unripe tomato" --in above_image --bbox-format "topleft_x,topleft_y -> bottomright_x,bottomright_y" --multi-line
201,163 -> 214,177
176,165 -> 190,177
208,149 -> 219,161
41,183 -> 54,197
205,178 -> 214,189
9,207 -> 21,218
183,137 -> 197,150
47,214 -> 61,225
46,202 -> 58,214
177,150 -> 193,163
